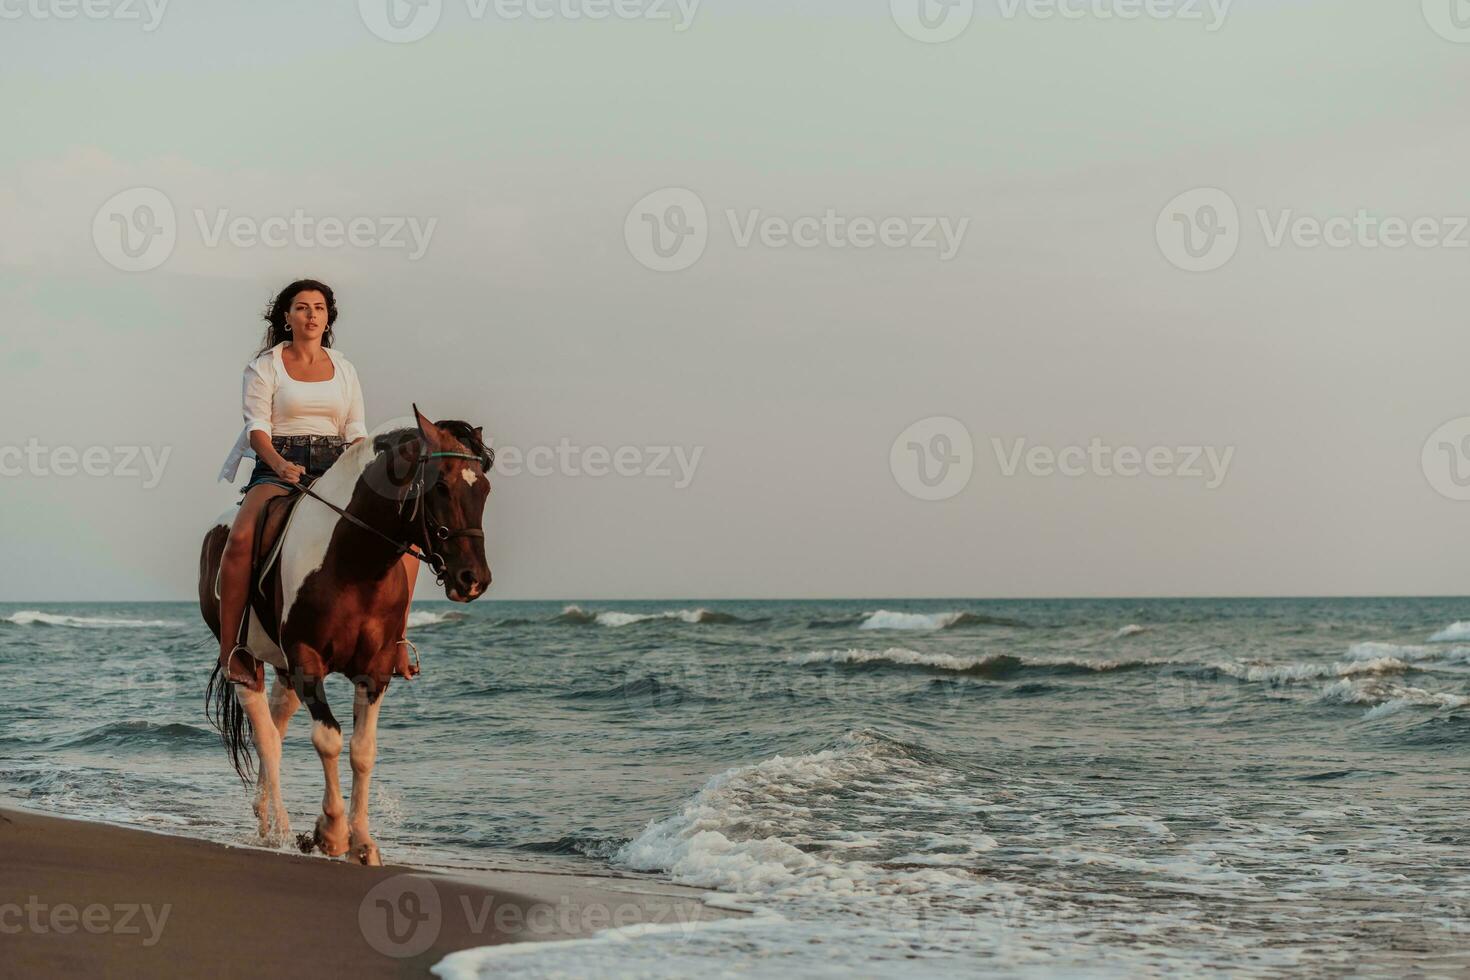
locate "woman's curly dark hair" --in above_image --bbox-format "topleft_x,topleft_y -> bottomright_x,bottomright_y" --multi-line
257,279 -> 337,356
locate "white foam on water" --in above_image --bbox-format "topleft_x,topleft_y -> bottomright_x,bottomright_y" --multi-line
798,647 -> 1001,672
433,730 -> 1348,978
1209,657 -> 1414,684
406,610 -> 458,628
1429,621 -> 1470,643
1114,624 -> 1148,638
1345,641 -> 1439,661
1319,678 -> 1470,717
431,917 -> 790,980
3,610 -> 176,629
858,610 -> 966,630
561,605 -> 727,627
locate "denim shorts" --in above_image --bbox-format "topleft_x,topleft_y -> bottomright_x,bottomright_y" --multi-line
241,435 -> 347,495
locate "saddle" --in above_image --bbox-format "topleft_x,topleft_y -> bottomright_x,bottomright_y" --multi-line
217,484 -> 420,681
212,489 -> 305,652
251,490 -> 302,603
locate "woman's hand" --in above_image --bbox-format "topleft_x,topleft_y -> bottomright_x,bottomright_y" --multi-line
273,458 -> 306,484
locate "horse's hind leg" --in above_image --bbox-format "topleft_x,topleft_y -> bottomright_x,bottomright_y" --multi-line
236,684 -> 290,844
347,682 -> 386,866
269,671 -> 300,737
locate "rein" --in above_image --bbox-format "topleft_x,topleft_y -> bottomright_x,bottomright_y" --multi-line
293,449 -> 486,585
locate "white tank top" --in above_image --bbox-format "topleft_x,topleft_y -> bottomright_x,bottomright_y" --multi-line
269,344 -> 348,437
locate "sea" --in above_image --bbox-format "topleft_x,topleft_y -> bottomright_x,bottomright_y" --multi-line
2,597 -> 1468,977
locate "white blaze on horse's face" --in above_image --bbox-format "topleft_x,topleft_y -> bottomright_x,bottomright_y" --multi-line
434,450 -> 492,604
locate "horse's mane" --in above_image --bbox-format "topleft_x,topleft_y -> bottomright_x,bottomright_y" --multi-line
371,421 -> 494,469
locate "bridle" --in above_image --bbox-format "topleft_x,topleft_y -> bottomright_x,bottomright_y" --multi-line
399,448 -> 491,583
294,444 -> 489,587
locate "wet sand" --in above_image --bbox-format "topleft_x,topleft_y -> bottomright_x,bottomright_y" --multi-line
0,806 -> 729,978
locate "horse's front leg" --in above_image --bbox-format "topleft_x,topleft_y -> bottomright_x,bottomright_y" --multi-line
296,665 -> 350,858
348,681 -> 386,866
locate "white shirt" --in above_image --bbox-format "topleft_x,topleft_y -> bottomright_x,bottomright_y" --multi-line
217,342 -> 368,483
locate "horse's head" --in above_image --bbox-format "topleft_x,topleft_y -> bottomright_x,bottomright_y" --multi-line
374,405 -> 494,603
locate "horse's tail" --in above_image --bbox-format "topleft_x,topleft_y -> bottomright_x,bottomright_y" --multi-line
205,663 -> 256,785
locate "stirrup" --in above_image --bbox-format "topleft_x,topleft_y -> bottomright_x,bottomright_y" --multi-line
223,644 -> 255,687
396,638 -> 420,679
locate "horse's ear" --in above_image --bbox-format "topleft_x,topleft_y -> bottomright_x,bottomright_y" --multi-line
471,426 -> 494,468
412,404 -> 440,449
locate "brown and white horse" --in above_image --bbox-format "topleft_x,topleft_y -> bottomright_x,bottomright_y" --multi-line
198,407 -> 492,864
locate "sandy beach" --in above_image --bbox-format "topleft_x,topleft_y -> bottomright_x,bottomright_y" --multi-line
0,805 -> 731,978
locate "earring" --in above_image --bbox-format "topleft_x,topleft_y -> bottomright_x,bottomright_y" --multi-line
284,324 -> 292,331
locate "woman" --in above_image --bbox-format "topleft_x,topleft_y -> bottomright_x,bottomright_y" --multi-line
215,279 -> 419,687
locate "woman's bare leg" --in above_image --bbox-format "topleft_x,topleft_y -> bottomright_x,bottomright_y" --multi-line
218,483 -> 291,687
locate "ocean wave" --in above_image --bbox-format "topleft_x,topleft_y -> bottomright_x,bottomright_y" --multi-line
614,730 -> 971,897
1207,657 -> 1415,684
1429,622 -> 1470,643
1319,679 -> 1470,719
1344,641 -> 1470,667
857,610 -> 1026,631
513,834 -> 628,860
1114,624 -> 1148,638
798,648 -> 1163,678
2,610 -> 176,629
56,721 -> 216,750
406,610 -> 467,629
557,604 -> 742,627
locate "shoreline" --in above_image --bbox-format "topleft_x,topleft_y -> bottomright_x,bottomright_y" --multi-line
0,805 -> 732,978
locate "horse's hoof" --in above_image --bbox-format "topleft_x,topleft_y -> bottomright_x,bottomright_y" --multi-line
312,815 -> 350,858
295,831 -> 316,854
353,842 -> 382,866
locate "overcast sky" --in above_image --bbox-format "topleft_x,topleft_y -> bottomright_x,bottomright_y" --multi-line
3,0 -> 1469,601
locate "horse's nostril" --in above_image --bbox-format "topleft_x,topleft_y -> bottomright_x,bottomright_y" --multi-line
457,568 -> 476,591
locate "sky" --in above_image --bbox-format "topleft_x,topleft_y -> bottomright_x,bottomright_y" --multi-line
2,0 -> 1469,600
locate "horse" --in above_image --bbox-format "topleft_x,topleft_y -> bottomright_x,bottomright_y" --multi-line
198,406 -> 492,865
